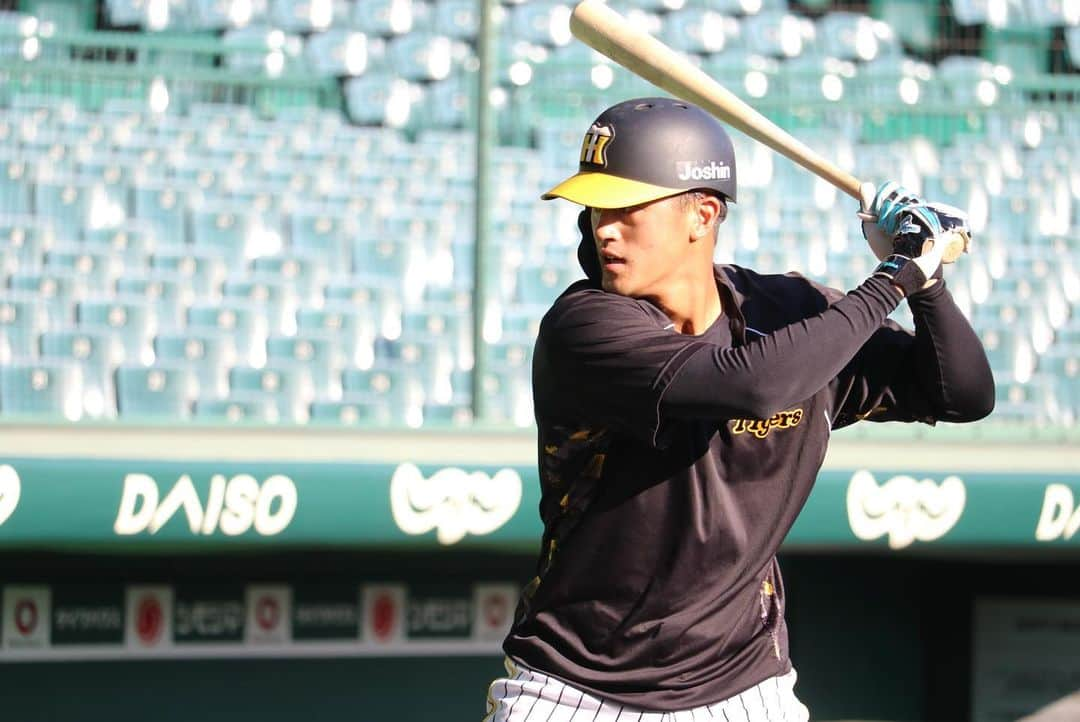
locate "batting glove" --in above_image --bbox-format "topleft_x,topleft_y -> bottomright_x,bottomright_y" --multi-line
858,180 -> 924,261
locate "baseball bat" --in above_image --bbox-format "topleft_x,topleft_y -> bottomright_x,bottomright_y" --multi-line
568,0 -> 968,262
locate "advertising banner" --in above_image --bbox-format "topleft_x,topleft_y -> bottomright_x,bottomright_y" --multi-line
0,457 -> 1077,552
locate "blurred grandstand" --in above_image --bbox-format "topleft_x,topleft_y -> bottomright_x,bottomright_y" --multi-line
0,0 -> 1077,432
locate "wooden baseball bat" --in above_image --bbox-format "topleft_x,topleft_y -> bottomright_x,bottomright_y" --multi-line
568,0 -> 968,262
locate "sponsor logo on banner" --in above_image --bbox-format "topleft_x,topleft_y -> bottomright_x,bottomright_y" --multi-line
408,588 -> 472,640
362,585 -> 406,644
113,473 -> 297,537
2,586 -> 51,649
0,464 -> 20,527
245,585 -> 290,645
292,586 -> 360,641
126,586 -> 173,649
51,586 -> 124,645
1035,484 -> 1080,542
175,587 -> 245,643
390,463 -> 522,545
472,584 -> 517,642
846,470 -> 966,549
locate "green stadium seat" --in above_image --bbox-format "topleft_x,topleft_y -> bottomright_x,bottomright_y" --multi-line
83,222 -> 156,267
516,264 -> 576,306
308,397 -> 389,426
222,275 -> 297,336
266,333 -> 341,399
186,300 -> 268,367
76,297 -> 155,363
305,28 -> 368,77
0,294 -> 48,362
0,216 -> 54,274
190,0 -> 258,30
420,401 -> 473,428
351,0 -> 414,35
339,365 -> 421,426
983,27 -> 1053,76
296,303 -> 378,369
190,204 -> 254,266
815,12 -> 900,62
432,0 -> 477,40
133,183 -> 190,246
151,247 -> 227,297
43,247 -> 123,293
153,331 -> 229,398
8,271 -> 80,325
194,396 -> 282,424
871,0 -> 937,54
115,364 -> 195,419
344,74 -> 422,128
0,360 -> 82,420
290,205 -> 352,269
39,329 -> 120,418
743,11 -> 815,59
0,155 -> 32,216
34,178 -> 95,231
252,254 -> 325,303
228,363 -> 314,423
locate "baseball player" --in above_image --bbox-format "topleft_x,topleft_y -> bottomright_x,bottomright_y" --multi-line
483,97 -> 995,721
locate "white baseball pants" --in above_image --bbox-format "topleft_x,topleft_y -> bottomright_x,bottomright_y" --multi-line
483,658 -> 810,722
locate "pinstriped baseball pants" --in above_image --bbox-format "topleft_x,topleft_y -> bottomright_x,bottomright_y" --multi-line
482,658 -> 810,722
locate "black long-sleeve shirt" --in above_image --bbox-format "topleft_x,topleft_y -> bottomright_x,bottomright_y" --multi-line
503,264 -> 994,710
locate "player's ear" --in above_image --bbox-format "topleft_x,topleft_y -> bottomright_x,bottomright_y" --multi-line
692,194 -> 725,240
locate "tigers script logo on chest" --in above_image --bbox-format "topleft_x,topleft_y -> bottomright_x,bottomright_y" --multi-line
730,408 -> 804,439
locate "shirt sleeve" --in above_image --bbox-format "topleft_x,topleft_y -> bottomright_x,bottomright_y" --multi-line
829,280 -> 996,427
661,276 -> 902,422
535,288 -> 712,447
537,276 -> 903,446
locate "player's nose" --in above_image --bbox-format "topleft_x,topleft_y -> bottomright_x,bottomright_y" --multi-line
590,207 -> 622,243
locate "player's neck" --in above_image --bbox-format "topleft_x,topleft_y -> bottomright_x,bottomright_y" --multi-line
650,267 -> 723,336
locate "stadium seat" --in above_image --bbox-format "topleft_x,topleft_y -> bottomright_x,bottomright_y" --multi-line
0,155 -> 33,216
222,275 -> 297,336
115,272 -> 191,330
308,397 -> 388,426
0,360 -> 82,420
151,247 -> 227,297
0,295 -> 48,363
39,329 -> 120,418
186,300 -> 268,367
658,8 -> 739,55
431,0 -> 477,40
296,303 -> 378,369
266,333 -> 341,399
76,297 -> 155,364
0,216 -> 54,275
269,0 -> 344,32
305,28 -> 369,77
340,364 -> 423,425
7,271 -> 80,325
133,183 -> 190,246
228,362 -> 314,423
351,0 -> 414,35
115,364 -> 196,419
153,331 -> 230,399
194,396 -> 282,423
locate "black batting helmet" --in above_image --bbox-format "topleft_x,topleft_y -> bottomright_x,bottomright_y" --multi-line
542,96 -> 737,208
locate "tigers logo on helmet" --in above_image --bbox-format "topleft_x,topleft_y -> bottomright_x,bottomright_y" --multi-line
580,124 -> 613,166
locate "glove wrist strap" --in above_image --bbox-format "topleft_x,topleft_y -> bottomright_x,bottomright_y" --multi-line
872,254 -> 927,297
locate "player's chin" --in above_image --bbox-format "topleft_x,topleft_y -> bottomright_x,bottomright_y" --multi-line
601,274 -> 630,295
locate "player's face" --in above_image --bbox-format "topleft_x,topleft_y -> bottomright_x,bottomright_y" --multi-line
590,195 -> 697,298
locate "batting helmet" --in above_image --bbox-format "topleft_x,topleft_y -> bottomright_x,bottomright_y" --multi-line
542,97 -> 737,208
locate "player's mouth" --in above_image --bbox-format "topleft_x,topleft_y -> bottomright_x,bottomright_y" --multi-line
601,251 -> 625,270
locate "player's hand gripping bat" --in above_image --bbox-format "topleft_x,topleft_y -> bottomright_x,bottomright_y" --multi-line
568,0 -> 969,263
